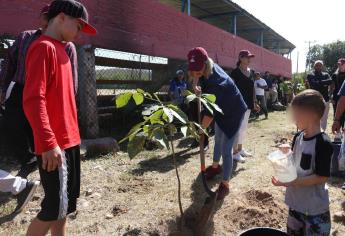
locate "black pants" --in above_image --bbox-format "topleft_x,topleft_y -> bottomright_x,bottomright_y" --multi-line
4,84 -> 35,165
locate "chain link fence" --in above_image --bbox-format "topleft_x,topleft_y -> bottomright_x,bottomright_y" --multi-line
85,48 -> 168,138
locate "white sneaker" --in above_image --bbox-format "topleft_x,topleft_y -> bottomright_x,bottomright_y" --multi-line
240,149 -> 253,157
233,153 -> 246,163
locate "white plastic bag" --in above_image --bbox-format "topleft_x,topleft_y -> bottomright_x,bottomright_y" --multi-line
339,139 -> 345,171
268,150 -> 297,183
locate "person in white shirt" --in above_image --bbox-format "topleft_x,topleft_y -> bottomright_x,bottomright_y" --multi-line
254,72 -> 268,119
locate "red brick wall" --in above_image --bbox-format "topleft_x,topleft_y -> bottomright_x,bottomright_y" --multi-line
0,0 -> 292,77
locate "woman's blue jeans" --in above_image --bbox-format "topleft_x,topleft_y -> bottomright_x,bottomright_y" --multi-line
213,123 -> 238,181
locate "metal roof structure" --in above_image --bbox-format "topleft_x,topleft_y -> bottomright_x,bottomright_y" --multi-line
160,0 -> 295,56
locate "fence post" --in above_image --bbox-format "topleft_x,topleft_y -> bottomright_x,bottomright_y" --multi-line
77,45 -> 99,139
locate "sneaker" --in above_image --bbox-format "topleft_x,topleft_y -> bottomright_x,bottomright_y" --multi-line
233,153 -> 246,163
217,183 -> 229,200
17,161 -> 38,179
240,150 -> 253,157
204,165 -> 222,180
14,180 -> 40,214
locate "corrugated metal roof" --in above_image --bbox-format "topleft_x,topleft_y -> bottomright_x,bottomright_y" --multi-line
159,0 -> 295,55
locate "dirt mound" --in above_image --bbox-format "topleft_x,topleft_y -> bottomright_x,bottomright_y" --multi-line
222,189 -> 287,232
245,189 -> 273,202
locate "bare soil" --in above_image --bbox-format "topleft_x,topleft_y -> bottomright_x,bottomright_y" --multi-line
1,111 -> 344,235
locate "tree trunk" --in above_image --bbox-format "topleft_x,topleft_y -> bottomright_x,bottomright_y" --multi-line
170,139 -> 184,229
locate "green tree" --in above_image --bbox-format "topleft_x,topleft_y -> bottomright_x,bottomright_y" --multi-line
116,89 -> 222,229
306,41 -> 345,73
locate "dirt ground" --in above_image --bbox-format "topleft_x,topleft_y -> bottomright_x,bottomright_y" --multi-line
1,111 -> 344,235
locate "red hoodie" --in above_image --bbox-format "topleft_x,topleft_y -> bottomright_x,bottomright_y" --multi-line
23,35 -> 80,155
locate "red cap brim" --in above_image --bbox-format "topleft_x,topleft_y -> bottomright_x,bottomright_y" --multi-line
79,19 -> 97,35
248,54 -> 255,58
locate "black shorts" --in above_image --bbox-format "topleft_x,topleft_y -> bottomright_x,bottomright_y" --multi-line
37,146 -> 80,221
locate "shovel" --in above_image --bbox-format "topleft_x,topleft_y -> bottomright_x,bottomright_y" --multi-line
192,95 -> 218,235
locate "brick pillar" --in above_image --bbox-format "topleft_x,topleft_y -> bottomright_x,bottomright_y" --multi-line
77,45 -> 99,138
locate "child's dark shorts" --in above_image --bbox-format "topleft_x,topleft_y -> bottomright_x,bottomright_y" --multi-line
287,208 -> 331,236
37,146 -> 80,221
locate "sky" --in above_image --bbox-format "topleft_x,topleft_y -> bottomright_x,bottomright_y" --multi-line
232,0 -> 345,73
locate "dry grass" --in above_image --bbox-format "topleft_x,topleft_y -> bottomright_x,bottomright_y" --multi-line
0,111 -> 344,235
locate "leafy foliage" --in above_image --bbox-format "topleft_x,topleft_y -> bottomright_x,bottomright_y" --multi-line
116,89 -> 222,159
292,72 -> 307,94
306,41 -> 345,73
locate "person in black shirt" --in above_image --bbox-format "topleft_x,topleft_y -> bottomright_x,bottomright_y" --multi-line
331,58 -> 345,128
306,60 -> 332,131
231,50 -> 259,162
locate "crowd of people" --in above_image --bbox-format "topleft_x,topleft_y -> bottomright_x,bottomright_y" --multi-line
0,0 -> 343,235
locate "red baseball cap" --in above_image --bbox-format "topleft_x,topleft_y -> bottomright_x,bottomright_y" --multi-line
239,50 -> 255,58
187,47 -> 208,71
338,58 -> 345,65
48,0 -> 97,35
40,4 -> 50,15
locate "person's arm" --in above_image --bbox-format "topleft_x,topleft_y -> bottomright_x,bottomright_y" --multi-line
201,115 -> 213,129
274,135 -> 332,187
333,96 -> 345,133
258,80 -> 268,89
319,73 -> 333,86
65,42 -> 78,95
0,34 -> 21,102
23,43 -> 59,154
332,80 -> 345,133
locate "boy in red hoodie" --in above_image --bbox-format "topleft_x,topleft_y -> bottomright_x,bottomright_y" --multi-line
23,1 -> 96,235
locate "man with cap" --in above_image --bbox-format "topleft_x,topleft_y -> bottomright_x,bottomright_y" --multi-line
254,72 -> 268,119
23,1 -> 96,235
169,69 -> 187,106
306,60 -> 332,131
188,47 -> 246,200
0,4 -> 78,178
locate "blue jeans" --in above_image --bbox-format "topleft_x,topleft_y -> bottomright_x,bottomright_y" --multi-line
213,123 -> 237,181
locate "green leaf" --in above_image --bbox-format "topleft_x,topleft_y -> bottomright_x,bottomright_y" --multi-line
149,109 -> 164,125
185,94 -> 197,104
167,104 -> 188,124
181,126 -> 188,137
208,102 -> 223,114
202,94 -> 216,103
119,121 -> 146,143
200,99 -> 214,115
182,90 -> 194,97
163,107 -> 174,123
142,105 -> 161,116
132,92 -> 145,106
187,123 -> 200,140
152,128 -> 169,149
127,135 -> 146,159
192,122 -> 209,136
136,88 -> 145,94
116,92 -> 133,108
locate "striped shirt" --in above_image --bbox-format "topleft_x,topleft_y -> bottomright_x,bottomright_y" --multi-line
0,29 -> 78,95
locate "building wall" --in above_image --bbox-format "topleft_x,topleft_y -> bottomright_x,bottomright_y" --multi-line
0,0 -> 292,77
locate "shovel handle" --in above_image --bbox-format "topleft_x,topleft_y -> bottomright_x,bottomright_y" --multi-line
197,95 -> 216,197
